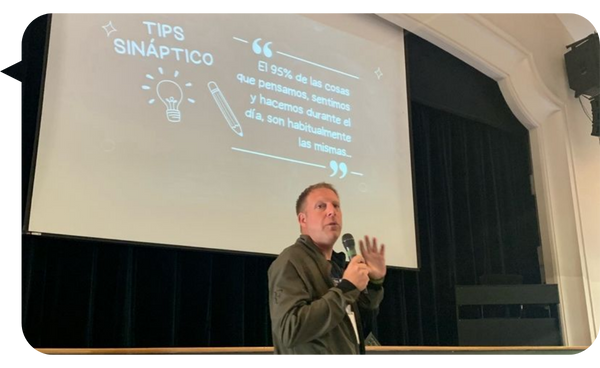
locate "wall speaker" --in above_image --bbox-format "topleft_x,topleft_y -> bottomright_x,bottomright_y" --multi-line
565,33 -> 599,98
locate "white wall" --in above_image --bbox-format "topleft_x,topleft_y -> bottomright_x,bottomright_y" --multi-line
483,13 -> 600,345
380,13 -> 599,346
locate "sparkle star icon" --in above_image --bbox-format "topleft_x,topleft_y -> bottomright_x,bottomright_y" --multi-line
102,21 -> 117,37
374,68 -> 383,80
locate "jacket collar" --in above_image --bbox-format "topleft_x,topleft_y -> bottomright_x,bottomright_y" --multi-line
297,234 -> 347,267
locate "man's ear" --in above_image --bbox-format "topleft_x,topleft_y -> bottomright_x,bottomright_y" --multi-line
298,212 -> 306,227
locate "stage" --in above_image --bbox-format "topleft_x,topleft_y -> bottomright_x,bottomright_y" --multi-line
33,346 -> 589,358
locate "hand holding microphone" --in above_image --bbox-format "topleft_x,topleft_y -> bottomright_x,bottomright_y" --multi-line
342,233 -> 370,291
342,254 -> 370,291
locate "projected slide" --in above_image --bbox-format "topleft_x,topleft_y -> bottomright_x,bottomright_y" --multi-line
28,14 -> 417,268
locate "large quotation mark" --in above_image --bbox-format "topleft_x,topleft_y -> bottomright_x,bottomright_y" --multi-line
329,160 -> 348,179
252,38 -> 273,58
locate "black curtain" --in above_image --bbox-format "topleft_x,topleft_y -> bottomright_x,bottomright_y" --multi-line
22,236 -> 274,347
374,102 -> 541,346
21,17 -> 542,348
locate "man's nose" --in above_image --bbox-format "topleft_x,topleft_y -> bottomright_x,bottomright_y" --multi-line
326,205 -> 337,216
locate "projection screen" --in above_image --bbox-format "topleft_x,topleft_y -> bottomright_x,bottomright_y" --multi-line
26,14 -> 418,269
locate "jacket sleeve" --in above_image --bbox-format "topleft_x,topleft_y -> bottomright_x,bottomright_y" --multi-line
269,259 -> 361,348
356,281 -> 384,310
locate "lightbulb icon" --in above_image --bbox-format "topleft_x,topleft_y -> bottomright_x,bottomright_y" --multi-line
156,80 -> 183,123
142,67 -> 195,123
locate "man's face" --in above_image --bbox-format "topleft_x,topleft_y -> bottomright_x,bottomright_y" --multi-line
298,188 -> 342,247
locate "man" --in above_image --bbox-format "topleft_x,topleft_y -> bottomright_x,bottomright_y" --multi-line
268,182 -> 386,354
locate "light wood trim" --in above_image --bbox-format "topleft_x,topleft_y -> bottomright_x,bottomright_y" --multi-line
33,346 -> 589,357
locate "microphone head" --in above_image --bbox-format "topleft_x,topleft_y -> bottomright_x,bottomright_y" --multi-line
342,233 -> 354,248
342,233 -> 356,259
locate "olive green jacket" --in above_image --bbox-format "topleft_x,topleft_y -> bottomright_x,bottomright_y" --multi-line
268,235 -> 384,354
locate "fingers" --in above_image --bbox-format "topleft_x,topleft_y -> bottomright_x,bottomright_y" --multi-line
359,237 -> 371,255
360,236 -> 385,254
349,256 -> 368,272
350,254 -> 365,264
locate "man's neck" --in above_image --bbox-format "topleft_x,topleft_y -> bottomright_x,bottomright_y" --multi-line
317,245 -> 333,260
312,239 -> 334,260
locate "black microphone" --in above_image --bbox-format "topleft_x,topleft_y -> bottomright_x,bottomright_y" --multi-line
342,233 -> 357,259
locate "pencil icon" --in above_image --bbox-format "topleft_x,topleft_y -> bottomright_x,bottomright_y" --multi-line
208,81 -> 243,137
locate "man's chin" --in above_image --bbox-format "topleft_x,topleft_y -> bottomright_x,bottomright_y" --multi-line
328,232 -> 341,243
310,230 -> 341,247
